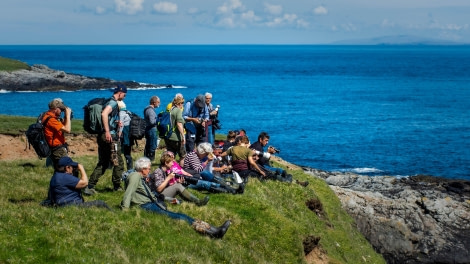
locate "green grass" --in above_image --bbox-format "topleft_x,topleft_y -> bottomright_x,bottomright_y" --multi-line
0,57 -> 30,72
0,115 -> 85,135
0,115 -> 385,263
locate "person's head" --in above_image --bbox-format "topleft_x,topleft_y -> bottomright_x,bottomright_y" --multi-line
113,83 -> 127,101
236,135 -> 250,146
117,100 -> 126,111
174,93 -> 183,100
196,142 -> 213,157
48,98 -> 66,116
160,153 -> 174,168
227,130 -> 237,142
135,157 -> 152,176
258,132 -> 270,146
149,96 -> 160,108
213,146 -> 223,156
194,94 -> 205,108
57,156 -> 78,174
205,92 -> 213,105
172,97 -> 185,109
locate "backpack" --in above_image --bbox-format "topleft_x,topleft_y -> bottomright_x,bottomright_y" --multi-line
83,97 -> 118,134
128,111 -> 146,140
25,113 -> 53,159
156,110 -> 174,139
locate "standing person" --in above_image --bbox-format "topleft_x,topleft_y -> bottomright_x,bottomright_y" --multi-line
84,83 -> 127,195
49,156 -> 110,209
164,96 -> 186,166
42,98 -> 72,170
166,93 -> 183,112
204,92 -> 219,145
118,101 -> 133,170
144,96 -> 160,161
183,94 -> 209,152
121,157 -> 230,239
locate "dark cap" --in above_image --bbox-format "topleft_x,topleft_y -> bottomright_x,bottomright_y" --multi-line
58,157 -> 78,167
195,94 -> 205,108
114,83 -> 127,93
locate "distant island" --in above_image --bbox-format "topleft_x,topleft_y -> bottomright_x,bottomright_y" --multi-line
0,57 -> 170,92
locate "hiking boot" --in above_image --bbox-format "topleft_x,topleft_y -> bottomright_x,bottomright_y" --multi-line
236,183 -> 245,194
84,187 -> 98,196
113,187 -> 124,192
295,180 -> 309,187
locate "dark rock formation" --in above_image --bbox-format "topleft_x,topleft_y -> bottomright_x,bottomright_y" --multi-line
0,64 -> 168,91
304,168 -> 470,264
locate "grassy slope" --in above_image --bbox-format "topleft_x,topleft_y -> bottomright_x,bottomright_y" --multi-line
0,117 -> 385,264
0,57 -> 30,72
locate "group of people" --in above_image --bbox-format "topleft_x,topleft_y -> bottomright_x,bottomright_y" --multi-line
41,83 -> 307,239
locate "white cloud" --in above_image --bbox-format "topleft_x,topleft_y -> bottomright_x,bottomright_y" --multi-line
266,14 -> 298,27
217,0 -> 244,14
153,2 -> 178,14
241,10 -> 261,23
264,3 -> 282,15
313,5 -> 328,15
115,0 -> 144,15
95,6 -> 106,14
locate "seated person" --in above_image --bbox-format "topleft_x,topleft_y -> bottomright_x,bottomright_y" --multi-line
161,150 -> 235,194
121,157 -> 231,238
184,142 -> 240,193
222,130 -> 237,152
48,157 -> 110,209
146,153 -> 209,206
250,132 -> 308,186
220,135 -> 266,182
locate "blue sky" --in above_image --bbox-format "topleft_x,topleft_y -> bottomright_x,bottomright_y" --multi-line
1,0 -> 469,44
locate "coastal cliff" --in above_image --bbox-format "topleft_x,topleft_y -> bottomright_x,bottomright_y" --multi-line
0,64 -> 167,91
305,168 -> 470,264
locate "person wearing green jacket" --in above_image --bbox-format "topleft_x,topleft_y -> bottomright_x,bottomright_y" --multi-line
121,157 -> 230,239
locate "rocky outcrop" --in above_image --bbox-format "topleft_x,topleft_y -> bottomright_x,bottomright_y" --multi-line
304,168 -> 470,264
0,64 -> 169,91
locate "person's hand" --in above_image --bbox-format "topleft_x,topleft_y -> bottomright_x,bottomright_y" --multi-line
267,146 -> 276,154
105,131 -> 112,142
207,152 -> 214,161
168,172 -> 175,180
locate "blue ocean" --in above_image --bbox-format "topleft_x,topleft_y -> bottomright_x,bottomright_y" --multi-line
0,45 -> 469,180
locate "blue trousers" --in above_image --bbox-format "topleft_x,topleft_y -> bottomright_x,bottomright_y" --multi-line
264,165 -> 285,176
144,127 -> 158,159
140,202 -> 194,225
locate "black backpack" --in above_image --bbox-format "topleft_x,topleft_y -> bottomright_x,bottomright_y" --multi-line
128,111 -> 146,140
25,113 -> 53,159
83,97 -> 118,134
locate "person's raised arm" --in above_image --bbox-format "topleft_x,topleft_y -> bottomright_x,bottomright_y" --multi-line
74,164 -> 88,189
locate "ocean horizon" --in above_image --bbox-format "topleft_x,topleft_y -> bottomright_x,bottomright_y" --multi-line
1,45 -> 469,180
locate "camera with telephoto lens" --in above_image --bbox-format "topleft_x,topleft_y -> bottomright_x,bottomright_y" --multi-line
269,146 -> 281,154
254,150 -> 271,160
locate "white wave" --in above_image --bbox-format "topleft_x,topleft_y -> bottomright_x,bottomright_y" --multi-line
351,167 -> 384,174
0,89 -> 11,93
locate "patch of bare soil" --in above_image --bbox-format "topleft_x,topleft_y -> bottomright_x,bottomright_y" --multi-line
0,133 -> 100,161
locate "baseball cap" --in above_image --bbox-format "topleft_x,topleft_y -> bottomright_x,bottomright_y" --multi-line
58,157 -> 78,167
195,94 -> 205,108
114,83 -> 127,93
